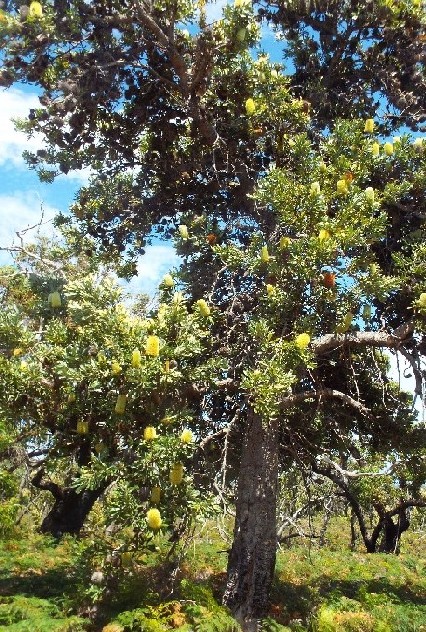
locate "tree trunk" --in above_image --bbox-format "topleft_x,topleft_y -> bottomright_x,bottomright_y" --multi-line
40,486 -> 106,538
223,408 -> 279,631
32,468 -> 107,538
378,509 -> 410,554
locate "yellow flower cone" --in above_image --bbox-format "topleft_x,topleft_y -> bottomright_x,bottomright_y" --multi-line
178,225 -> 189,239
77,420 -> 89,435
180,429 -> 193,444
365,187 -> 375,203
150,487 -> 161,504
29,1 -> 43,18
318,229 -> 330,242
170,463 -> 184,485
336,179 -> 348,195
371,142 -> 380,157
245,98 -> 256,116
131,349 -> 141,368
260,245 -> 270,263
111,360 -> 122,375
196,299 -> 210,316
162,274 -> 174,288
145,335 -> 160,357
146,508 -> 162,530
48,291 -> 61,308
384,142 -> 394,156
295,333 -> 310,350
144,426 -> 157,441
279,236 -> 292,249
115,394 -> 127,414
310,182 -> 321,195
364,119 -> 374,133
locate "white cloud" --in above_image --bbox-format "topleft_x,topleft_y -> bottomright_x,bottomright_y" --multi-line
205,0 -> 228,23
124,244 -> 181,297
0,87 -> 91,185
0,87 -> 44,168
0,190 -> 59,264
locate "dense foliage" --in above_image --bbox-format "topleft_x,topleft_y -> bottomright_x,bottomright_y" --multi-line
1,0 -> 426,629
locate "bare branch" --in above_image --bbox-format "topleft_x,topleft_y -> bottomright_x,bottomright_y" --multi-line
280,388 -> 373,418
312,320 -> 416,356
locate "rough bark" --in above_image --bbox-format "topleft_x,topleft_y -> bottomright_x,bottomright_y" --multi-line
223,408 -> 279,631
32,469 -> 107,538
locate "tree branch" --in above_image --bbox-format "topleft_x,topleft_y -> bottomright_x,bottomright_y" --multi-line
312,320 -> 415,356
280,388 -> 373,418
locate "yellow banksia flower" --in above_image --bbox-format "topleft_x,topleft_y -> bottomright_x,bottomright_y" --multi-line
336,179 -> 348,195
77,420 -> 89,435
336,312 -> 354,333
371,142 -> 380,157
319,161 -> 327,173
131,348 -> 141,368
178,224 -> 189,239
295,333 -> 310,349
196,298 -> 211,316
29,1 -> 43,17
266,284 -> 275,296
144,426 -> 157,441
145,335 -> 160,357
115,394 -> 127,414
364,119 -> 374,133
365,187 -> 375,203
170,463 -> 184,485
20,361 -> 28,371
318,229 -> 330,242
310,182 -> 321,195
13,348 -> 23,357
150,487 -> 161,504
416,293 -> 426,309
146,508 -> 162,530
111,360 -> 122,375
237,27 -> 246,41
48,291 -> 61,308
180,429 -> 193,444
162,274 -> 174,288
245,98 -> 256,116
260,245 -> 270,263
121,552 -> 132,568
363,305 -> 372,320
384,142 -> 394,156
279,236 -> 292,249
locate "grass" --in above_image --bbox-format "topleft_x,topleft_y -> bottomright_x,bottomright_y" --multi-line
0,519 -> 425,631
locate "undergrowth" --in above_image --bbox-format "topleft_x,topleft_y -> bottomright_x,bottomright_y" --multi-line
0,519 -> 424,631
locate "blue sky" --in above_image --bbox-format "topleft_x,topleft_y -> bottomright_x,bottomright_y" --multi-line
0,0 -> 423,418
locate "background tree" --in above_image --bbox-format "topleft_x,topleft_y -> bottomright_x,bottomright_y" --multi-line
0,246 -> 221,543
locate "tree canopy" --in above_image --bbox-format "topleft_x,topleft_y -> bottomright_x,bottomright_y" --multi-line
1,1 -> 425,629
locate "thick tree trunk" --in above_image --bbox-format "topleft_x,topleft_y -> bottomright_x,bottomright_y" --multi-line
378,509 -> 410,554
32,468 -> 107,538
223,408 -> 279,631
40,487 -> 106,538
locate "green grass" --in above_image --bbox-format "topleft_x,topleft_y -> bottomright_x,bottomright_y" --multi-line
0,521 -> 425,631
